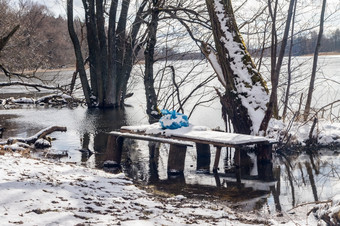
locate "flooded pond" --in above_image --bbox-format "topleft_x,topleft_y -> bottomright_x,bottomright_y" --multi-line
1,55 -> 339,215
0,104 -> 339,216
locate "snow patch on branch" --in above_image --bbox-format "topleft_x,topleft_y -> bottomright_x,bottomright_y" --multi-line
213,0 -> 269,134
203,44 -> 226,87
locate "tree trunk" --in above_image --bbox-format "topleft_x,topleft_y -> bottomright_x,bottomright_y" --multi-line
144,3 -> 162,124
260,0 -> 296,132
282,0 -> 297,122
204,0 -> 269,135
303,0 -> 327,121
67,0 -> 92,106
68,0 -> 147,108
106,0 -> 119,107
0,25 -> 20,52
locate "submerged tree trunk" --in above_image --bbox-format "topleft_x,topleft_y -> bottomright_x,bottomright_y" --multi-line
67,0 -> 147,108
303,0 -> 327,121
144,2 -> 162,124
204,0 -> 269,135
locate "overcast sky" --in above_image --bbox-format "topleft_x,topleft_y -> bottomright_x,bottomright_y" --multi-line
13,0 -> 340,33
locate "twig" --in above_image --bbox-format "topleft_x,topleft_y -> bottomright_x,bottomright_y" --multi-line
287,200 -> 332,213
0,81 -> 63,91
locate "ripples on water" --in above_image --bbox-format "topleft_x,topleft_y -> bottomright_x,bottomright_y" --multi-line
0,55 -> 339,213
0,105 -> 339,214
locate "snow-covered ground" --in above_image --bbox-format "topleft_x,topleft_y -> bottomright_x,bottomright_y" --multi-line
267,118 -> 340,146
0,153 -> 324,226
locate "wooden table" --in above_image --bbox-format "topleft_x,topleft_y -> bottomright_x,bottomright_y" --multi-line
106,124 -> 276,177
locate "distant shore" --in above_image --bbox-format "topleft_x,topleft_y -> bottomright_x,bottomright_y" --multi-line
302,51 -> 340,56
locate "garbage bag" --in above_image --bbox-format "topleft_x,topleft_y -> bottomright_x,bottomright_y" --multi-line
159,109 -> 189,130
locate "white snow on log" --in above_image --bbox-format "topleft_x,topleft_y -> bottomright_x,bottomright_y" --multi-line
13,97 -> 35,104
34,138 -> 51,149
213,0 -> 269,134
2,142 -> 30,151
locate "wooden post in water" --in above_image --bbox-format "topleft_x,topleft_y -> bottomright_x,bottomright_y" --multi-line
196,143 -> 210,173
105,134 -> 124,166
257,143 -> 272,162
213,146 -> 222,173
257,143 -> 274,181
234,148 -> 241,167
167,144 -> 187,175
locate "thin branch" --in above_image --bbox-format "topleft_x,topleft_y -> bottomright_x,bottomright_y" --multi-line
0,81 -> 63,92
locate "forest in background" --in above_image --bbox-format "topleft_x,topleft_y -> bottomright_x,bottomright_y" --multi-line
1,0 -> 340,72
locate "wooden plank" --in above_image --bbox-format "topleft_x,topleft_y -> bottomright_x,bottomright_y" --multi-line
109,131 -> 193,147
171,130 -> 274,146
120,127 -> 276,148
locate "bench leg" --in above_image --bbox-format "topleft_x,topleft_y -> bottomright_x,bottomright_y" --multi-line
105,135 -> 124,166
168,144 -> 187,175
257,143 -> 272,162
234,148 -> 241,167
213,146 -> 222,173
257,143 -> 274,181
196,143 -> 210,173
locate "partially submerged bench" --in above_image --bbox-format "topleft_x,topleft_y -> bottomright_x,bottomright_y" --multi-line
106,124 -> 276,176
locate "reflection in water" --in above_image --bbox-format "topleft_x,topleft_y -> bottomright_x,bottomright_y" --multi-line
1,106 -> 340,215
78,108 -> 128,167
121,140 -> 340,214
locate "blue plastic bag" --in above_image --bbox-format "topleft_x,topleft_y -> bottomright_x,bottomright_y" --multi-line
159,109 -> 189,130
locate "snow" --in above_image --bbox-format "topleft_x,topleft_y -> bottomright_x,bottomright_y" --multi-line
13,97 -> 35,104
205,47 -> 226,86
267,118 -> 340,145
122,123 -> 275,145
0,153 -> 287,226
122,123 -> 210,136
34,138 -> 51,148
212,0 -> 269,134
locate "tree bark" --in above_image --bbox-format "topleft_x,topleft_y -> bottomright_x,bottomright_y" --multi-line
68,0 -> 147,108
204,0 -> 269,135
144,3 -> 162,124
67,0 -> 92,106
303,0 -> 327,121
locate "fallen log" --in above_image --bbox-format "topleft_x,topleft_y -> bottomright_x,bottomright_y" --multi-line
7,126 -> 67,145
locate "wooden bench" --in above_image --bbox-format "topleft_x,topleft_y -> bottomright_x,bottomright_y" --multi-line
106,124 -> 276,177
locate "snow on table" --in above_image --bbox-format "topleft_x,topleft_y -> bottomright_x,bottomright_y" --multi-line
121,123 -> 276,146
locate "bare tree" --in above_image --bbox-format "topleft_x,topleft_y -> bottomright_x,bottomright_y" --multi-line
282,0 -> 297,121
259,0 -> 296,132
303,0 -> 327,121
67,0 -> 148,108
144,0 -> 163,123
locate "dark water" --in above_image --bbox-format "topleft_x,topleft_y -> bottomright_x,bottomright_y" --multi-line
0,104 -> 339,215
